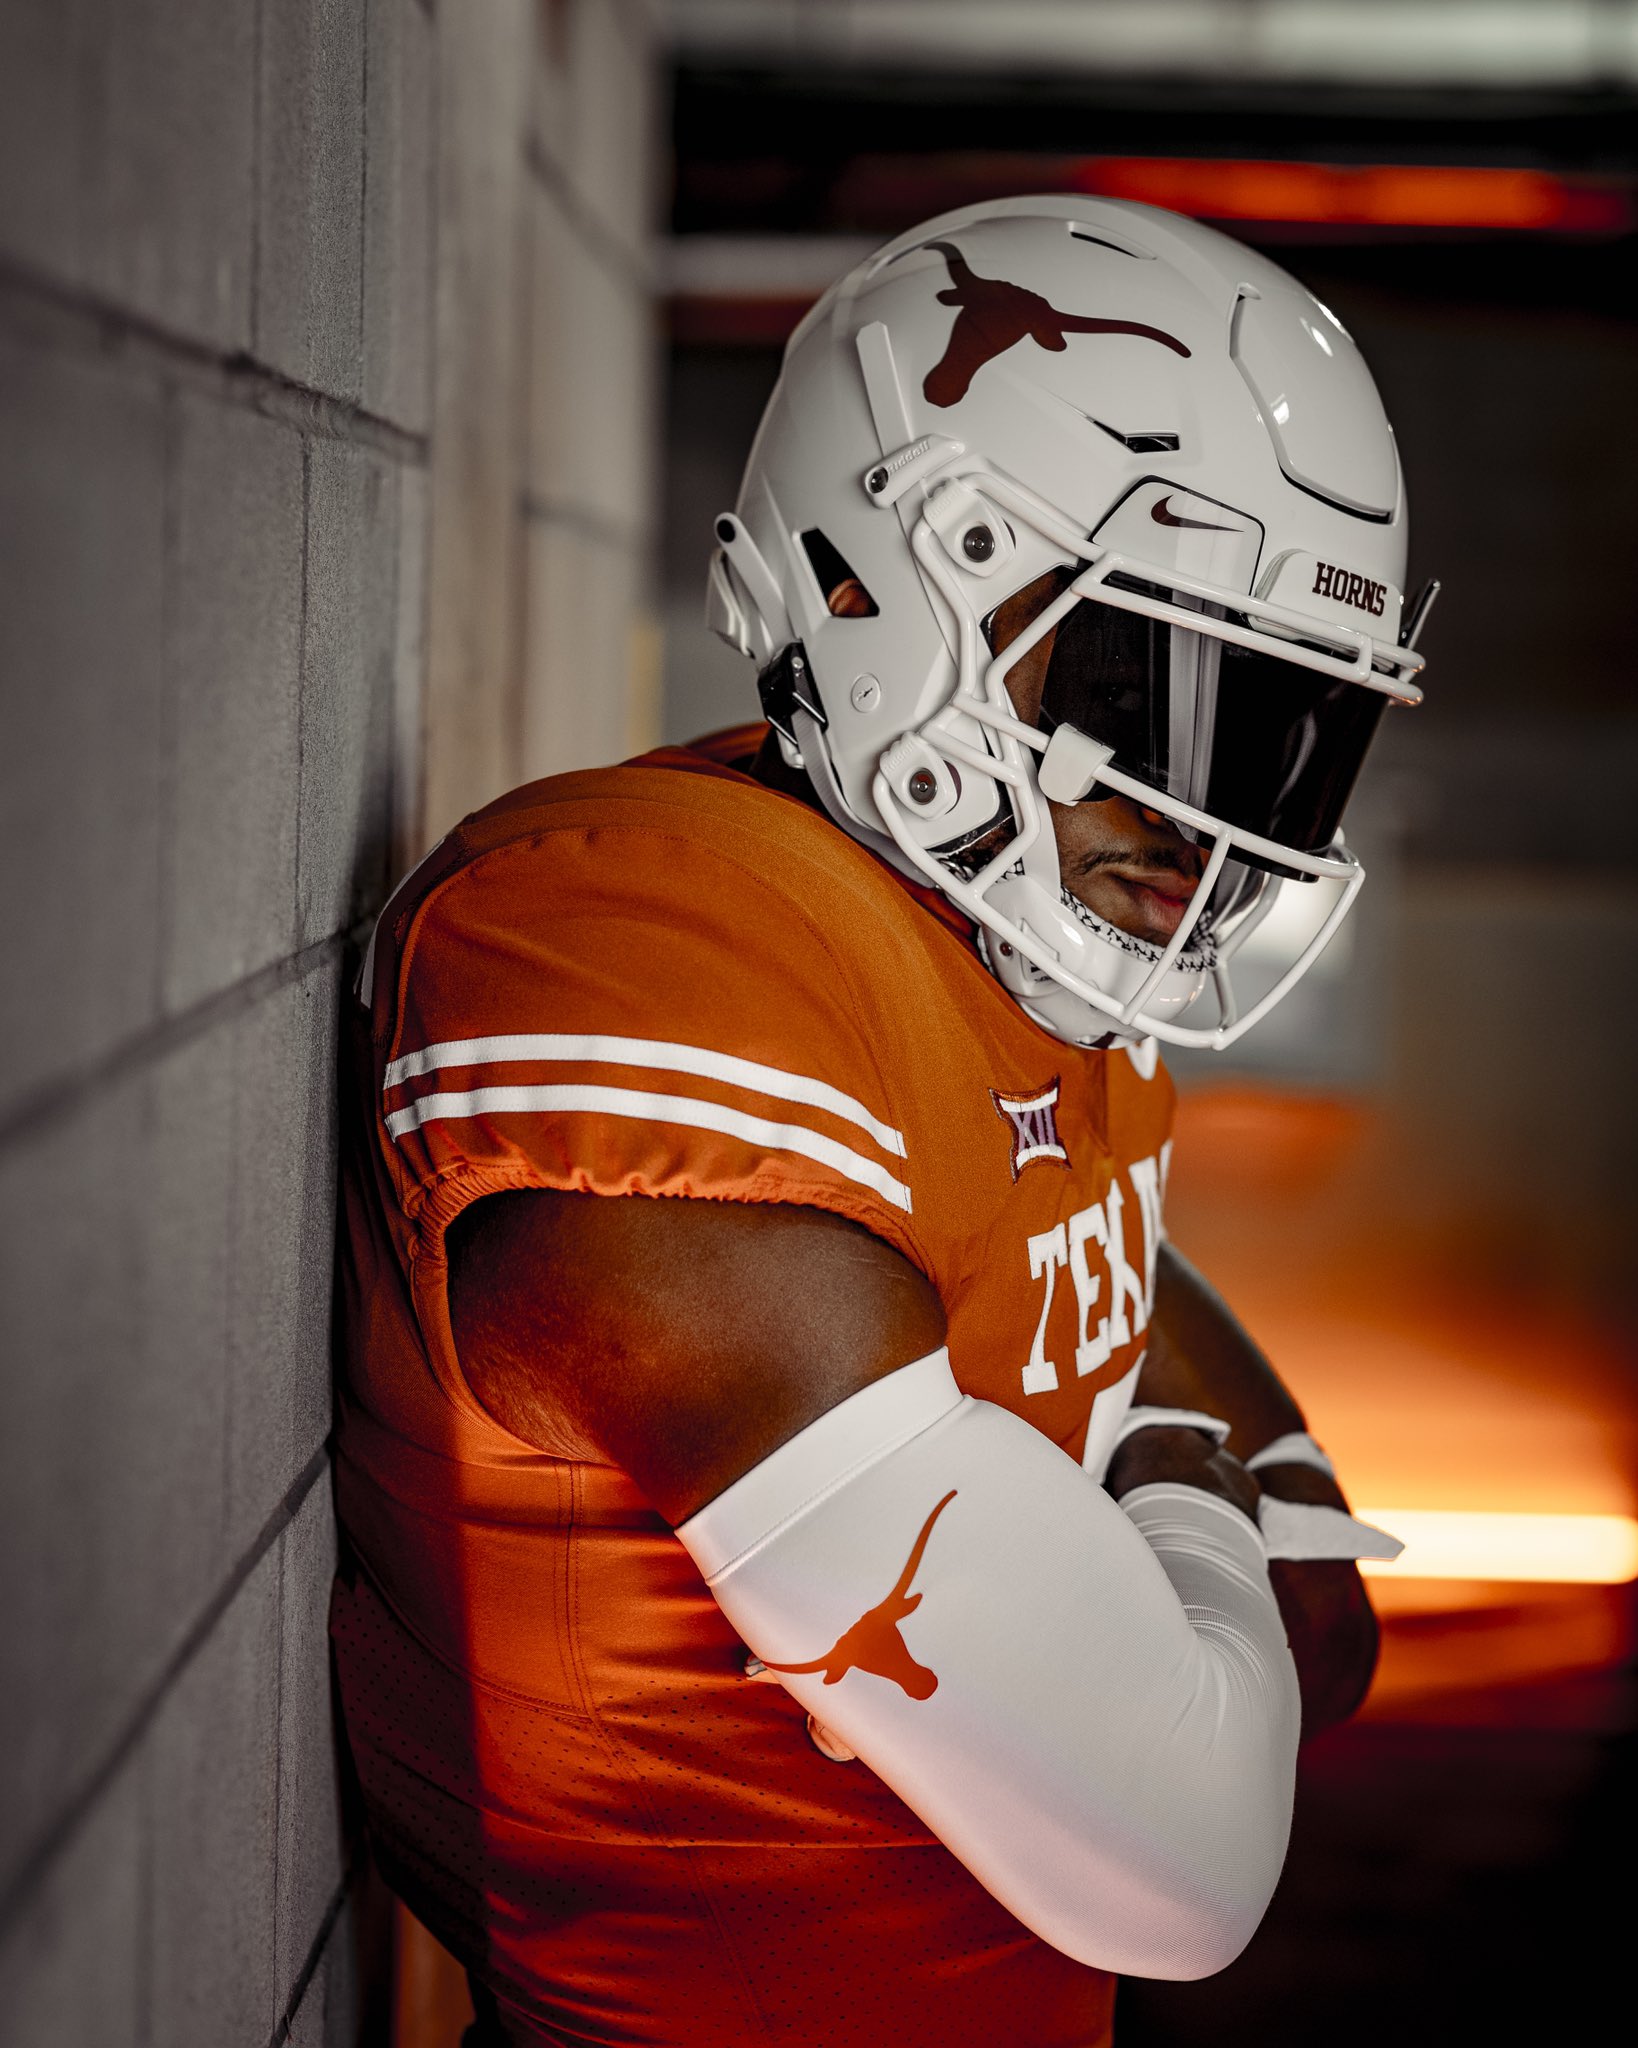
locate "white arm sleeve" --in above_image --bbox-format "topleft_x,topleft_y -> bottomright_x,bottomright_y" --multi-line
676,1348 -> 1299,1980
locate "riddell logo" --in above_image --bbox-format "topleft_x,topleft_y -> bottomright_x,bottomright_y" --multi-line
1313,561 -> 1387,617
760,1491 -> 957,1700
922,242 -> 1190,407
884,436 -> 933,475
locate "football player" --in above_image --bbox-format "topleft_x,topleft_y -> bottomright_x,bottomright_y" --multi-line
333,197 -> 1428,2047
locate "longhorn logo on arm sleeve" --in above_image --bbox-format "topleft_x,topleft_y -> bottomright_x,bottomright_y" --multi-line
760,1490 -> 958,1701
922,242 -> 1191,407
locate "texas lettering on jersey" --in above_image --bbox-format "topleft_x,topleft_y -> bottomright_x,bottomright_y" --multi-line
1022,1145 -> 1171,1400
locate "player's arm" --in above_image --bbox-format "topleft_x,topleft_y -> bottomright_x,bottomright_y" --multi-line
449,1188 -> 1299,1980
1139,1240 -> 1380,1734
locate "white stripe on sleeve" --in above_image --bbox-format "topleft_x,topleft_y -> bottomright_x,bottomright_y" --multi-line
383,1082 -> 913,1212
384,1033 -> 904,1157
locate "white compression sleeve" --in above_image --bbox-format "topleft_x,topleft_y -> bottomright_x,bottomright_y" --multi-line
676,1349 -> 1300,1979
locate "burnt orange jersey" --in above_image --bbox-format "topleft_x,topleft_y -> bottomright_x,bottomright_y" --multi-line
332,732 -> 1176,2046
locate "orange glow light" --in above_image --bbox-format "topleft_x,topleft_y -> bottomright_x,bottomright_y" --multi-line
1356,1509 -> 1638,1585
1074,156 -> 1632,233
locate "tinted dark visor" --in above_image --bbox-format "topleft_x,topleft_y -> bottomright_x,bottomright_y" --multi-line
1019,575 -> 1385,862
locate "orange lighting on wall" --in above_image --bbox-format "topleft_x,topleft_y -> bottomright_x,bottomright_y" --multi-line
1074,156 -> 1633,233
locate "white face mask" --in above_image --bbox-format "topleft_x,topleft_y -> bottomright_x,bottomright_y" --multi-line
868,499 -> 1409,1049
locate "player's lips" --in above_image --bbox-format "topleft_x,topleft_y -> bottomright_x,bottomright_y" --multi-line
1102,867 -> 1202,940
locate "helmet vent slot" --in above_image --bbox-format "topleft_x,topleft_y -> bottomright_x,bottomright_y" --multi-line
1092,418 -> 1180,455
801,529 -> 879,618
1067,225 -> 1150,259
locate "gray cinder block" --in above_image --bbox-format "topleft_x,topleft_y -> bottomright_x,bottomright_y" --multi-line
563,0 -> 657,269
389,463 -> 431,875
146,1541 -> 281,2046
0,1032 -> 232,1884
286,1946 -> 329,2048
0,1755 -> 142,2048
321,1899 -> 363,2048
298,442 -> 398,946
363,0 -> 435,433
256,0 -> 367,401
276,1480 -> 345,2014
285,1892 -> 362,2048
0,4 -> 84,282
521,517 -> 640,780
0,337 -> 165,1113
88,0 -> 259,350
161,394 -> 304,1014
226,959 -> 342,1550
527,188 -> 654,536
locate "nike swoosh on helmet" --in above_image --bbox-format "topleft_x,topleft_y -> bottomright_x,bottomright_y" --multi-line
1151,498 -> 1236,532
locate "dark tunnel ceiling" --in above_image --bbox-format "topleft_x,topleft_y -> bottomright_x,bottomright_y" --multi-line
671,64 -> 1638,313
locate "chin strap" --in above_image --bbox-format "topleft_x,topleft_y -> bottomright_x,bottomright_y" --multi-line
755,641 -> 827,750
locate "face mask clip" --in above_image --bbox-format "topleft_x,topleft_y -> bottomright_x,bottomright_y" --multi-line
1037,725 -> 1115,805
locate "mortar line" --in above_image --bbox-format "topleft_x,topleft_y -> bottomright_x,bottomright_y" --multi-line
0,256 -> 427,466
519,488 -> 648,553
270,1872 -> 354,2047
523,129 -> 654,299
0,928 -> 359,1154
0,1446 -> 332,1936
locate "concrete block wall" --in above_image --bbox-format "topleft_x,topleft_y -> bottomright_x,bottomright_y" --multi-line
521,1 -> 663,786
0,2 -> 659,2041
420,0 -> 662,834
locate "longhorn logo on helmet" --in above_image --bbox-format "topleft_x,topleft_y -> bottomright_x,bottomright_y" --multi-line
922,242 -> 1191,407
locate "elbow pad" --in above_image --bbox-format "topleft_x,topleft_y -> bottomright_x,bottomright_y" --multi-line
676,1350 -> 1300,1979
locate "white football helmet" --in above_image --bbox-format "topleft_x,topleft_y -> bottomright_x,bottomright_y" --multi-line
707,196 -> 1432,1049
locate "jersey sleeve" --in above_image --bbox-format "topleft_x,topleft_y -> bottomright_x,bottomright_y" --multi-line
376,820 -> 925,1270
